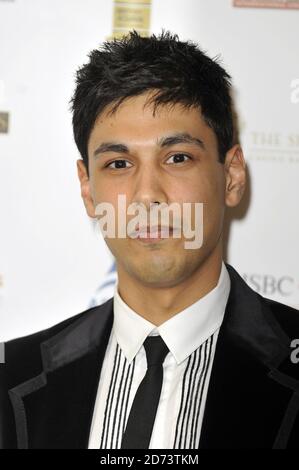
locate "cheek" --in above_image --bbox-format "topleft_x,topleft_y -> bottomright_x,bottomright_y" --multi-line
184,169 -> 225,232
178,172 -> 222,205
203,183 -> 225,239
92,178 -> 120,205
200,165 -> 225,204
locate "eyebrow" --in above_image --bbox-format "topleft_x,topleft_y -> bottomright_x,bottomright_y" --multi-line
93,132 -> 205,158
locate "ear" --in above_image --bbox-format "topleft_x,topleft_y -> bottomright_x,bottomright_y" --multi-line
224,144 -> 246,208
77,159 -> 96,218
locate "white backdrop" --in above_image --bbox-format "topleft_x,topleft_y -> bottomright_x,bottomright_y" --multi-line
0,0 -> 298,341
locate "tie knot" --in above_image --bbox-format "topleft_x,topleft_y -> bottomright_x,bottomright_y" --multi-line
143,335 -> 169,367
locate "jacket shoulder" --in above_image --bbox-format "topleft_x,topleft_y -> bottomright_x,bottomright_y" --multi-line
262,296 -> 299,339
226,262 -> 299,339
5,310 -> 84,360
2,304 -> 108,386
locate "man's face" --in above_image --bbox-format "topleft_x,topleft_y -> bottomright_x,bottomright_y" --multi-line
82,91 -> 236,288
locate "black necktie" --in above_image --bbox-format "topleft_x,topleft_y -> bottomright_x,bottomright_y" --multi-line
121,335 -> 170,449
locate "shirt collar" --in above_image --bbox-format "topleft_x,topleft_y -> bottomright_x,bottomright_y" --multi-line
113,261 -> 231,365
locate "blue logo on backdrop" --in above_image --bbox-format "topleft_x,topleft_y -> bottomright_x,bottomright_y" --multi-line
88,261 -> 117,308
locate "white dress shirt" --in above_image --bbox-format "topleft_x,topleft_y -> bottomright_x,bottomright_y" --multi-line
88,261 -> 231,449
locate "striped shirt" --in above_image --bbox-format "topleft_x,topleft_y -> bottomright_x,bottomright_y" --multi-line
88,262 -> 231,449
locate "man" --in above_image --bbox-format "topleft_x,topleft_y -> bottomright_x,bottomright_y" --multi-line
1,31 -> 299,449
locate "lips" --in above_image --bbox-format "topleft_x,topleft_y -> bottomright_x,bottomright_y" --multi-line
137,226 -> 173,238
128,225 -> 174,239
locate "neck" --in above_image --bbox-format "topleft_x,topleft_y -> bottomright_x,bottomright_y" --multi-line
116,243 -> 223,327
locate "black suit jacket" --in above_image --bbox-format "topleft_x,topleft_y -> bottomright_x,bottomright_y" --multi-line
1,263 -> 299,449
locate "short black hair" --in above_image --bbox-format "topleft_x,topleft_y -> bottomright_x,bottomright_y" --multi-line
71,30 -> 234,172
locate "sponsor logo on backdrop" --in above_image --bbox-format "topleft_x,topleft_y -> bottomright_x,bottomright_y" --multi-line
0,112 -> 9,133
245,130 -> 299,164
243,272 -> 298,300
110,0 -> 151,39
234,0 -> 299,8
89,262 -> 117,308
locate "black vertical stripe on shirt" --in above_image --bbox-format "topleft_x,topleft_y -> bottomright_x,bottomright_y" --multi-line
100,343 -> 136,449
174,353 -> 193,448
178,346 -> 201,448
174,335 -> 215,449
121,358 -> 135,439
110,350 -> 128,447
174,345 -> 202,448
192,334 -> 214,448
100,343 -> 122,448
183,345 -> 204,448
190,338 -> 209,448
115,356 -> 135,447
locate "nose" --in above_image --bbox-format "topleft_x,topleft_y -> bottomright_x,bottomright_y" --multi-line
131,164 -> 168,211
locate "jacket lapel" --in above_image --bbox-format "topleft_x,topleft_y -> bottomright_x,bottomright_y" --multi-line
8,299 -> 114,449
199,264 -> 299,449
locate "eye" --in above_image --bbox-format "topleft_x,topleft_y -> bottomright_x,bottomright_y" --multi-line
166,153 -> 192,164
105,159 -> 133,169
